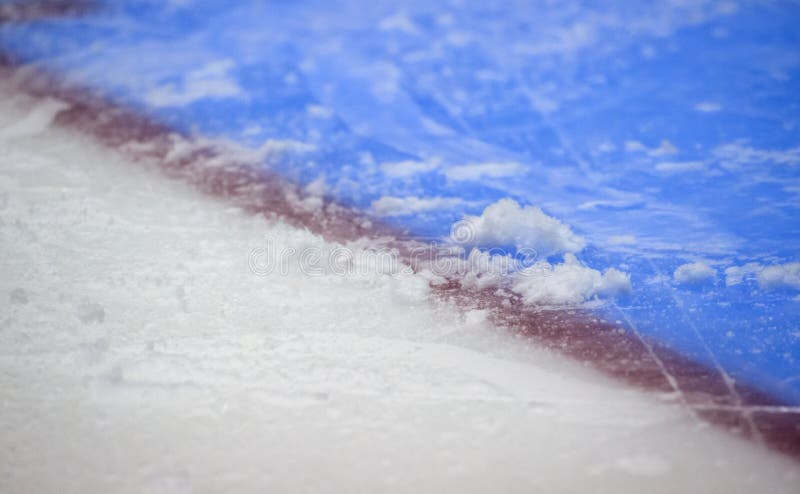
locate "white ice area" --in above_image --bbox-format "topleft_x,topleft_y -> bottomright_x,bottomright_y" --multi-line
1,90 -> 799,493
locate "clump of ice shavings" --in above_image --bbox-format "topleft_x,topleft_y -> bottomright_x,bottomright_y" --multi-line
511,254 -> 631,306
673,262 -> 717,286
443,199 -> 631,307
457,198 -> 585,256
249,225 -> 431,304
0,94 -> 69,139
725,262 -> 800,291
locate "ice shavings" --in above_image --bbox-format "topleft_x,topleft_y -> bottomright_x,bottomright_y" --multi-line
458,198 -> 585,257
442,161 -> 525,181
654,161 -> 708,175
673,262 -> 716,286
371,195 -> 469,216
511,253 -> 631,306
0,96 -> 69,138
724,263 -> 763,286
694,102 -> 722,113
607,234 -> 637,245
757,262 -> 800,291
713,143 -> 800,169
457,248 -> 518,291
446,199 -> 630,305
379,159 -> 439,178
625,139 -> 678,157
725,261 -> 800,291
144,59 -> 244,107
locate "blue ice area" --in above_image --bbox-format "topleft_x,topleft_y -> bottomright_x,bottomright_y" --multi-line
2,0 -> 799,403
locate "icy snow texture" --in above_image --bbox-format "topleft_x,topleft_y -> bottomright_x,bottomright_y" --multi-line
1,89 -> 799,493
673,262 -> 716,286
450,199 -> 628,305
380,159 -> 439,178
757,262 -> 800,291
511,253 -> 632,306
458,198 -> 585,256
725,263 -> 764,287
442,162 -> 525,181
725,262 -> 800,291
372,195 -> 468,216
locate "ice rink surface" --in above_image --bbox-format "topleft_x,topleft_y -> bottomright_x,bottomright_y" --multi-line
2,78 -> 800,493
2,1 -> 800,491
2,0 -> 798,405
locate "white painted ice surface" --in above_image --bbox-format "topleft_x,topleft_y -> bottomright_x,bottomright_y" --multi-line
1,89 -> 799,493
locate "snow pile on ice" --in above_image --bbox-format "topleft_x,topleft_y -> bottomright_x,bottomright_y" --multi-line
724,263 -> 763,286
673,262 -> 716,285
372,195 -> 468,216
0,96 -> 68,138
456,248 -> 518,291
380,159 -> 439,178
450,199 -> 630,305
457,198 -> 585,256
725,262 -> 800,290
511,253 -> 631,306
144,59 -> 243,108
757,262 -> 800,290
442,161 -> 525,181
